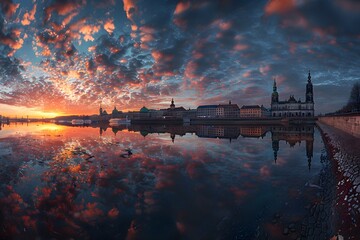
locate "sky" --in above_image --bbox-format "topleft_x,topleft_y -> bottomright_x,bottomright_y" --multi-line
0,0 -> 359,117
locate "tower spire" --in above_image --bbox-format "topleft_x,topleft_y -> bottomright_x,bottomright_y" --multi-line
306,70 -> 314,103
271,78 -> 279,104
273,78 -> 277,92
99,103 -> 103,116
170,98 -> 175,109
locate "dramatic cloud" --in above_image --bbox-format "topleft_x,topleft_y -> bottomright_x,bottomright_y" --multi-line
264,0 -> 296,15
0,0 -> 359,116
104,19 -> 115,34
0,0 -> 19,18
21,4 -> 37,26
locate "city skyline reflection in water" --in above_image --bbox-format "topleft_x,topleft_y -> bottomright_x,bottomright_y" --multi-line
0,123 -> 327,239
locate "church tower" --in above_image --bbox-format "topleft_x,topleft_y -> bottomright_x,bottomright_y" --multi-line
170,98 -> 175,109
271,79 -> 279,103
306,71 -> 314,103
99,104 -> 103,116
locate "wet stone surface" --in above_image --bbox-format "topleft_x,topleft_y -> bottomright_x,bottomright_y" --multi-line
299,147 -> 337,240
318,122 -> 360,239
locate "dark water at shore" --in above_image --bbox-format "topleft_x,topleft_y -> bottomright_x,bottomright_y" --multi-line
0,122 -> 331,239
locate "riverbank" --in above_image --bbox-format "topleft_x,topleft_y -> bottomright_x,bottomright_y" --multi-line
317,122 -> 360,239
318,115 -> 360,138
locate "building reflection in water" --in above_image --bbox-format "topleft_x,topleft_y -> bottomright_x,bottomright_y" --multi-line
271,125 -> 314,170
109,124 -> 315,169
47,122 -> 315,170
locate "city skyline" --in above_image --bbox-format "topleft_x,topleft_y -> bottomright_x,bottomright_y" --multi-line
1,0 -> 359,117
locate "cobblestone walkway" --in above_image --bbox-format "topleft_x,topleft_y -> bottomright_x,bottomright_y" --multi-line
318,122 -> 360,239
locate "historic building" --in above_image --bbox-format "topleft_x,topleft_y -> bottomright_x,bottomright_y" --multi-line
126,106 -> 164,119
271,71 -> 314,117
197,101 -> 240,118
240,105 -> 270,118
161,99 -> 187,118
111,106 -> 122,118
196,105 -> 218,118
99,104 -> 108,116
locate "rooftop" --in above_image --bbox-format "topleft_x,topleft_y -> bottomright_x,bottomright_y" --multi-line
198,104 -> 240,109
197,105 -> 218,109
241,105 -> 261,109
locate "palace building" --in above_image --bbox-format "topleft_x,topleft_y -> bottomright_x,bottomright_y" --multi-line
197,101 -> 240,119
240,105 -> 270,118
271,71 -> 314,118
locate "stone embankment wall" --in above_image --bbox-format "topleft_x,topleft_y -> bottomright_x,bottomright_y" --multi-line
318,115 -> 360,138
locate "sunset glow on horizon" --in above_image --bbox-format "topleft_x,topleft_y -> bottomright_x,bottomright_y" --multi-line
0,0 -> 359,116
0,103 -> 64,118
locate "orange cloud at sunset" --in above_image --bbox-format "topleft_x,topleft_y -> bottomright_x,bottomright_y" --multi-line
264,0 -> 296,15
62,12 -> 78,26
0,0 -> 358,116
174,2 -> 190,15
21,4 -> 37,26
104,19 -> 115,34
1,36 -> 23,51
80,25 -> 100,41
123,0 -> 137,22
44,1 -> 81,22
1,0 -> 19,18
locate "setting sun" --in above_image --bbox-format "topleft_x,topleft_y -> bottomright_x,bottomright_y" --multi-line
0,104 -> 64,119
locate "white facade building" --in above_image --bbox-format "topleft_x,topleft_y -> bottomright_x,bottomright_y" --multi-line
271,71 -> 314,118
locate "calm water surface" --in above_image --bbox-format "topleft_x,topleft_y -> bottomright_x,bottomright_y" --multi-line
0,123 -> 326,239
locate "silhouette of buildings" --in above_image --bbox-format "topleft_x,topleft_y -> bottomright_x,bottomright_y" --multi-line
112,106 -> 122,118
99,104 -> 108,116
93,72 -> 315,123
271,71 -> 314,117
161,99 -> 187,118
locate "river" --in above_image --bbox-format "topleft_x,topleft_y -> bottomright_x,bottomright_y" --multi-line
0,122 -> 334,239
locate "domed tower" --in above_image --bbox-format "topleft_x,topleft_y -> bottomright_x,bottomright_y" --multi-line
112,106 -> 119,117
306,70 -> 314,103
170,98 -> 175,109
